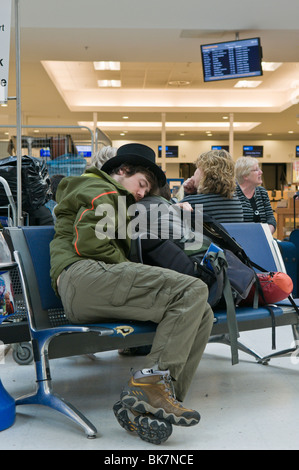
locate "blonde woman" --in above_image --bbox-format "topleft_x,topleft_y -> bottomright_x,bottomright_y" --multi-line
235,156 -> 276,234
182,149 -> 243,223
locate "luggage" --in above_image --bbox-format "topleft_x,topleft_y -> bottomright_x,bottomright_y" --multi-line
136,214 -> 259,365
49,135 -> 77,160
242,271 -> 293,306
0,155 -> 51,212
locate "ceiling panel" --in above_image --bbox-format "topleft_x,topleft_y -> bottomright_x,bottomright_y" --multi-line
1,0 -> 299,144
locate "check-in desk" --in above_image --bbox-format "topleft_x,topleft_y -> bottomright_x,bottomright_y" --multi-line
276,196 -> 298,240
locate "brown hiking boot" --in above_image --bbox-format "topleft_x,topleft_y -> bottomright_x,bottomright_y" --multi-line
120,369 -> 200,427
113,400 -> 173,445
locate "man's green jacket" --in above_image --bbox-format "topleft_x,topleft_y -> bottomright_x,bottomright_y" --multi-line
50,166 -> 135,294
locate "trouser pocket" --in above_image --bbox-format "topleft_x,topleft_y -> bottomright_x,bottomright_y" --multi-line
110,263 -> 159,308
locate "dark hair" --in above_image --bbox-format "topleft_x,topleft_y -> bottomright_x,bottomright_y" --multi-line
155,183 -> 172,201
110,163 -> 158,193
50,174 -> 65,201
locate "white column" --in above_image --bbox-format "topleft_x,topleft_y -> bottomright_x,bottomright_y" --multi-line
161,112 -> 166,173
15,0 -> 23,225
229,112 -> 234,159
93,112 -> 97,153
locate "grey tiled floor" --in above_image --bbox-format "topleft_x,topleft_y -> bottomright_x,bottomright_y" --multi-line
0,325 -> 299,450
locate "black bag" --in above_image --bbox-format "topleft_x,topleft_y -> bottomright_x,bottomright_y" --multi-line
133,214 -> 258,365
191,245 -> 255,366
139,237 -> 196,277
133,236 -> 246,365
190,243 -> 255,307
0,155 -> 51,212
135,213 -> 257,311
195,214 -> 286,351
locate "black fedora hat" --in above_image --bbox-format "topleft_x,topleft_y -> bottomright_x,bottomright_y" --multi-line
101,143 -> 166,187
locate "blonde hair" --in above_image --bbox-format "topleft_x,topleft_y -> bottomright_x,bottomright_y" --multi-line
235,156 -> 258,184
195,149 -> 236,199
89,146 -> 117,169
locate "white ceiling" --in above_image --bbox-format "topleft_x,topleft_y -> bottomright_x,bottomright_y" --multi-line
2,0 -> 299,143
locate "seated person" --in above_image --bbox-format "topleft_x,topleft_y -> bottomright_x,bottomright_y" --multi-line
50,143 -> 213,443
27,204 -> 54,226
88,145 -> 117,170
133,183 -> 201,254
235,156 -> 276,235
45,174 -> 65,222
181,149 -> 244,223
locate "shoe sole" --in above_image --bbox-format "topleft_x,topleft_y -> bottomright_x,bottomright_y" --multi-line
113,401 -> 138,433
113,401 -> 172,445
120,393 -> 200,427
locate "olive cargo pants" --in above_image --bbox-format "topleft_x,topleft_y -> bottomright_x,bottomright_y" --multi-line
58,259 -> 214,401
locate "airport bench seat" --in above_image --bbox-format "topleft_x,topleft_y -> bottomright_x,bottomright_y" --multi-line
2,222 -> 299,437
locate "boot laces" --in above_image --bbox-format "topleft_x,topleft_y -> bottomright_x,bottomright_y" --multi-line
162,374 -> 181,406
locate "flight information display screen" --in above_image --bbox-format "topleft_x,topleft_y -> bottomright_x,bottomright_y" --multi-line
201,37 -> 263,82
158,145 -> 179,158
243,145 -> 263,158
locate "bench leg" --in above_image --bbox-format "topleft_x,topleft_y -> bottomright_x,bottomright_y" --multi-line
15,338 -> 97,439
261,324 -> 299,363
16,383 -> 97,438
209,334 -> 266,364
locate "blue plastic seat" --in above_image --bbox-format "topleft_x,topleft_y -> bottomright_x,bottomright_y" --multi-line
5,226 -> 156,438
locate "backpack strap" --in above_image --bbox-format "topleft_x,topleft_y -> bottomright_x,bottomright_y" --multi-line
207,250 -> 240,365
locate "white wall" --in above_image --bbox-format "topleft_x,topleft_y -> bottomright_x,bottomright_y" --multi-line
113,138 -> 298,183
1,137 -> 297,184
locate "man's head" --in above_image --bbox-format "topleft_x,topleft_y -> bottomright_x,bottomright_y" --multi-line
101,143 -> 166,189
109,163 -> 157,201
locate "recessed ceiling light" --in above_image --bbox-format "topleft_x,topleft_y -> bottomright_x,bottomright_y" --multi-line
222,116 -> 228,120
93,61 -> 121,71
261,62 -> 282,72
288,130 -> 294,134
122,116 -> 129,119
234,80 -> 262,88
267,133 -> 272,136
98,80 -> 121,87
